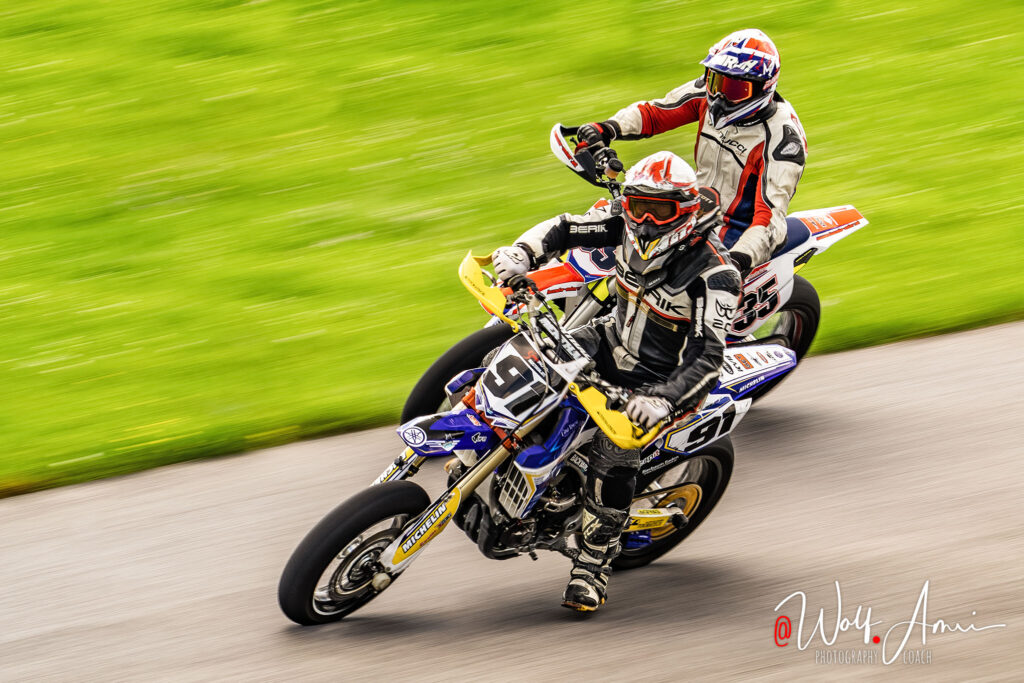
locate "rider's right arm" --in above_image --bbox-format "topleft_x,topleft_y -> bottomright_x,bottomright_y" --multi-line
512,202 -> 623,267
607,77 -> 707,140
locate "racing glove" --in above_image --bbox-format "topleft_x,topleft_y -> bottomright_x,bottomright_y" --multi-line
730,251 -> 753,280
493,246 -> 531,281
625,394 -> 674,430
575,122 -> 616,153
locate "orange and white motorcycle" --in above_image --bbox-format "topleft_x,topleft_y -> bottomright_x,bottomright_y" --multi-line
401,124 -> 867,419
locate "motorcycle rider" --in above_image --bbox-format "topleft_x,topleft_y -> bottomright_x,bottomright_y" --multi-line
573,28 -> 806,278
492,151 -> 741,611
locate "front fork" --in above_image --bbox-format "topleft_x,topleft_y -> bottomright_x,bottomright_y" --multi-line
371,447 -> 426,486
372,424 -> 691,579
376,424 -> 534,576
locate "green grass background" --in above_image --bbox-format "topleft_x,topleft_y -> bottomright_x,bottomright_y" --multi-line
1,1 -> 1021,495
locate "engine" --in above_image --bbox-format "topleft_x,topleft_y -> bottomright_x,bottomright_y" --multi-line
449,457 -> 586,559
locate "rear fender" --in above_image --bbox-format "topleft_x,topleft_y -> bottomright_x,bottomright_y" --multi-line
730,206 -> 866,336
787,205 -> 868,254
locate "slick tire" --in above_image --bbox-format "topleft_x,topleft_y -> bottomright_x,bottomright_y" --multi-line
746,275 -> 820,403
613,437 -> 734,570
278,481 -> 431,625
401,324 -> 515,423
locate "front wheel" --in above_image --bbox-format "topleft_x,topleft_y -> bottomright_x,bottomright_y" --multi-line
278,481 -> 431,625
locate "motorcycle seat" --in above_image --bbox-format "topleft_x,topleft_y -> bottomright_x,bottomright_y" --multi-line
772,217 -> 812,257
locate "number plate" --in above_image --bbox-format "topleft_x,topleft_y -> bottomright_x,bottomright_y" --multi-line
731,274 -> 781,334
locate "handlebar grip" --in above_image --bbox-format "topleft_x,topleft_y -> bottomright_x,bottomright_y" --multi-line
606,157 -> 624,179
505,274 -> 538,295
598,148 -> 623,179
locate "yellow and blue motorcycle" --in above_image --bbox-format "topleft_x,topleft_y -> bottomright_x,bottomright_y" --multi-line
278,255 -> 798,625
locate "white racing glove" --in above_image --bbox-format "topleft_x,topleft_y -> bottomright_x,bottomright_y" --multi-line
625,394 -> 674,430
492,246 -> 530,281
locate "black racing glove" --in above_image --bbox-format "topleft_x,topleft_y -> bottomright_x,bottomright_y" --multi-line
575,121 -> 616,153
730,251 -> 753,280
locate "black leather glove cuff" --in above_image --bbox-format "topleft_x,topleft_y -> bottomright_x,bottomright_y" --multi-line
513,242 -> 538,270
578,121 -> 618,147
730,251 -> 752,279
590,121 -> 618,144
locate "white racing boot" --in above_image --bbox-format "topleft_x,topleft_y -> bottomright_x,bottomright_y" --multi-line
561,504 -> 628,612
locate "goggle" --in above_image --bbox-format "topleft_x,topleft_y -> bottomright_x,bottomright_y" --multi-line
623,195 -> 698,226
706,69 -> 755,103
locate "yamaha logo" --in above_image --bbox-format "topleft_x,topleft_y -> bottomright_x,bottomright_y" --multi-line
402,427 -> 427,446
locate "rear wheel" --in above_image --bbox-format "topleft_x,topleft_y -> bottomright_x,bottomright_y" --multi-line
613,437 -> 734,570
401,324 -> 514,423
744,274 -> 820,403
278,481 -> 431,625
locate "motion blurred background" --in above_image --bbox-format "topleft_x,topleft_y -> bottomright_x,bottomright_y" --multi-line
0,0 -> 1020,494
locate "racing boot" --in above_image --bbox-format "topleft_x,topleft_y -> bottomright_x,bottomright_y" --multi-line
561,502 -> 629,612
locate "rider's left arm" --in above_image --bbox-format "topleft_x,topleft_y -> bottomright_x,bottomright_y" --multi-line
643,265 -> 741,412
512,203 -> 623,268
730,127 -> 807,268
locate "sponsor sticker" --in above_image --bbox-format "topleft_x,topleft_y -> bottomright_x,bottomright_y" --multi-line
402,427 -> 427,446
401,500 -> 450,553
569,452 -> 588,472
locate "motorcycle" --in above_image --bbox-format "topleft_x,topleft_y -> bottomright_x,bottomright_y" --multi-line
278,254 -> 801,624
401,124 -> 868,421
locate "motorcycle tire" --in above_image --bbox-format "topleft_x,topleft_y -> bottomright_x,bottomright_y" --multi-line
613,436 -> 734,570
745,274 -> 820,403
278,480 -> 431,625
401,323 -> 515,423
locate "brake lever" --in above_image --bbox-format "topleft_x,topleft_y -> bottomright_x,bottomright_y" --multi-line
505,274 -> 537,295
582,372 -> 632,411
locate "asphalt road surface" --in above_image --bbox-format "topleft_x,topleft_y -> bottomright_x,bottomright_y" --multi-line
2,323 -> 1022,681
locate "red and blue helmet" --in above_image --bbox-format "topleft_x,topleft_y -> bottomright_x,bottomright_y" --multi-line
700,29 -> 780,129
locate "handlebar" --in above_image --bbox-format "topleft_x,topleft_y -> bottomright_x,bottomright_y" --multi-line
500,270 -> 636,406
582,373 -> 631,410
503,273 -> 539,297
550,124 -> 622,197
459,251 -> 663,449
593,146 -> 624,180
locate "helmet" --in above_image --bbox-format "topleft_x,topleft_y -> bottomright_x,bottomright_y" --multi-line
620,151 -> 701,261
700,28 -> 780,129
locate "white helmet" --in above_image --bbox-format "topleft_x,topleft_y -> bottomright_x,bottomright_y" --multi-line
701,28 -> 781,129
620,151 -> 701,261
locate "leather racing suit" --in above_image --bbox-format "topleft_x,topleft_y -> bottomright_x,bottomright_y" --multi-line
598,77 -> 807,271
515,198 -> 741,412
514,198 -> 741,608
